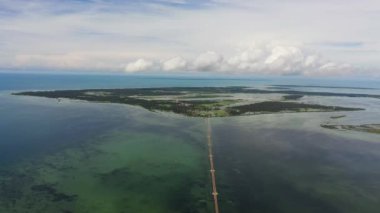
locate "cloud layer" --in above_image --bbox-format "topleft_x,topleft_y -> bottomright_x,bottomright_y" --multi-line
162,56 -> 187,71
124,42 -> 354,76
0,0 -> 379,77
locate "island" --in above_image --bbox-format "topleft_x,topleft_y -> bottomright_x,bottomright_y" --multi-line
14,87 -> 364,117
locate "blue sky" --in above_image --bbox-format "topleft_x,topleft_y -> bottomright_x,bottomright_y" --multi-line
0,0 -> 379,77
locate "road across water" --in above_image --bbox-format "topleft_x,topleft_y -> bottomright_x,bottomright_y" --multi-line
206,118 -> 220,213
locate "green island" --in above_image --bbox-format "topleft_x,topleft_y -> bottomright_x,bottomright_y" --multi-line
321,124 -> 380,134
14,87 -> 364,117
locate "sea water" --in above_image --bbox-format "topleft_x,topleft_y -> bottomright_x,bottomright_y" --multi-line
1,72 -> 380,213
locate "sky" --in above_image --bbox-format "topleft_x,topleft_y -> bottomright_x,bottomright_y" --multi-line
0,0 -> 379,77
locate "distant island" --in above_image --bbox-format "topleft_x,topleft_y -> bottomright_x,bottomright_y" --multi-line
14,87 -> 365,117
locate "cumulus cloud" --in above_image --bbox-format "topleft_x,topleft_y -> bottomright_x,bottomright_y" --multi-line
125,59 -> 154,72
162,56 -> 187,71
121,42 -> 354,76
193,51 -> 224,71
223,43 -> 353,76
226,43 -> 313,75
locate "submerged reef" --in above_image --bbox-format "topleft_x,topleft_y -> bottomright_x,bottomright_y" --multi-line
321,124 -> 380,134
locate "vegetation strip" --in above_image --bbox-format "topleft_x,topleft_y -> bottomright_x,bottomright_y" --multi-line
14,87 -> 365,117
206,118 -> 220,213
15,86 -> 380,99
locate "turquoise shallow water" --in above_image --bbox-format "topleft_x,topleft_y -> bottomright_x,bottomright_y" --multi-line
1,72 -> 380,212
0,75 -> 213,212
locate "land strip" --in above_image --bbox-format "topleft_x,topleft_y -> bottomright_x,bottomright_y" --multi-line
14,87 -> 365,117
206,118 -> 220,213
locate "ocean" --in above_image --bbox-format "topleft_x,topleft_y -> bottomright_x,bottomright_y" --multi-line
1,72 -> 380,213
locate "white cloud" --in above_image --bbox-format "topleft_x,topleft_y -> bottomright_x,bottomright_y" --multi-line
311,62 -> 353,76
162,56 -> 187,71
125,59 -> 154,72
6,41 -> 353,76
0,0 -> 379,77
224,42 -> 352,76
119,42 -> 354,76
193,51 -> 223,71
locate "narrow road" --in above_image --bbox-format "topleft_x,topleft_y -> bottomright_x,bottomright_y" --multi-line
206,117 -> 220,213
